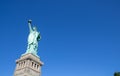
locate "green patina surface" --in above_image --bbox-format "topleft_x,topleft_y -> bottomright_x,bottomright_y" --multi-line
23,20 -> 41,57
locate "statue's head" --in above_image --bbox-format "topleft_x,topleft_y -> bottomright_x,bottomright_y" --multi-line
33,26 -> 37,31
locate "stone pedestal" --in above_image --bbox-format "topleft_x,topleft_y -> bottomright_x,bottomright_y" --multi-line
14,53 -> 43,76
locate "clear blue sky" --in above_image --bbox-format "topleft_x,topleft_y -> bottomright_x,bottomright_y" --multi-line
0,0 -> 120,76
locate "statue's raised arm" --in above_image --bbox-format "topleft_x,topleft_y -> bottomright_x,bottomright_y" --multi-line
28,20 -> 33,32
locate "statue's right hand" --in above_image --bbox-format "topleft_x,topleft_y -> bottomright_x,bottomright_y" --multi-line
28,20 -> 32,23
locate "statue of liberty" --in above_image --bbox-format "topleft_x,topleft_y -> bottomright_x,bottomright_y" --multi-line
24,20 -> 41,57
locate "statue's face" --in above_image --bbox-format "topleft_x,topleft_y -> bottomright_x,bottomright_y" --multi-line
33,27 -> 37,31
